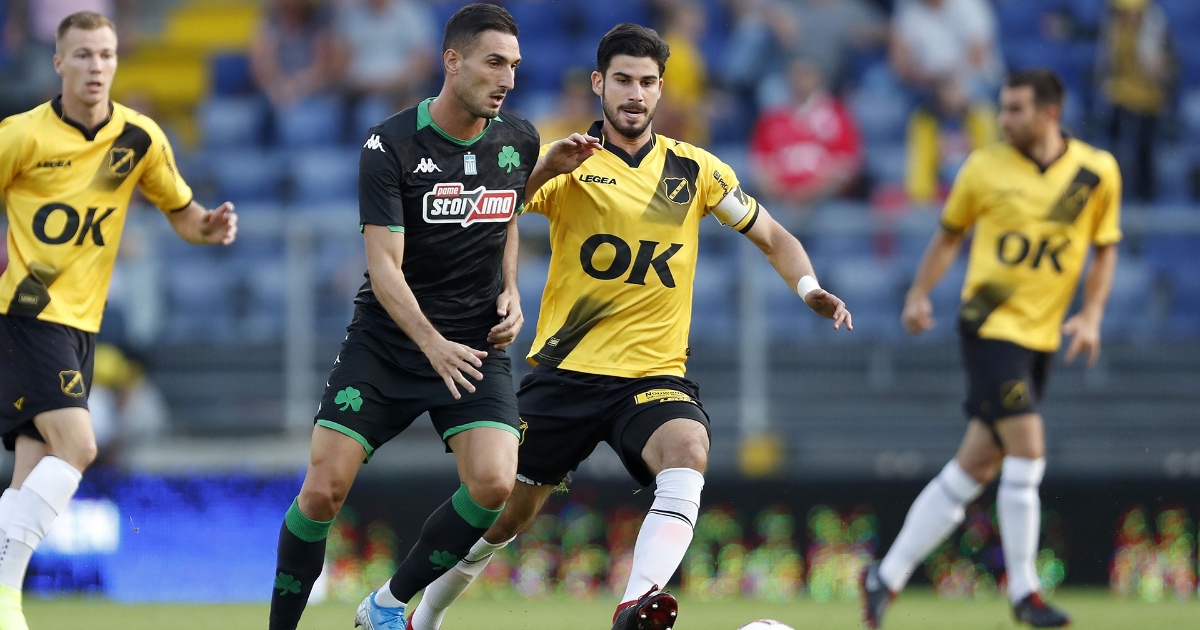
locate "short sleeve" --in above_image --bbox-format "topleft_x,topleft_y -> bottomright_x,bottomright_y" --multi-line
705,153 -> 760,233
1092,155 -> 1123,246
0,118 -> 23,193
704,153 -> 741,210
940,153 -> 982,233
523,143 -> 562,219
358,129 -> 406,230
137,121 -> 194,213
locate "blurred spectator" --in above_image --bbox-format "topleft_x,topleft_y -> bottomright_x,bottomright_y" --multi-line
532,67 -> 598,140
891,0 -> 1001,203
890,0 -> 1003,101
769,0 -> 887,90
90,343 -> 170,468
0,0 -> 135,117
1098,0 -> 1174,202
654,0 -> 710,144
249,0 -> 343,109
334,0 -> 437,118
748,58 -> 862,207
905,76 -> 996,203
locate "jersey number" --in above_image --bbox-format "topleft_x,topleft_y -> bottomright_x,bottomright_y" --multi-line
996,231 -> 1070,273
580,234 -> 683,288
32,203 -> 117,246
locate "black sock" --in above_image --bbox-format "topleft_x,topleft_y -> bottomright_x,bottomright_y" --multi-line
269,498 -> 334,630
387,483 -> 502,603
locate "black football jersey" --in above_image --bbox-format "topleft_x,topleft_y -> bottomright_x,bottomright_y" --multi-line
352,98 -> 540,353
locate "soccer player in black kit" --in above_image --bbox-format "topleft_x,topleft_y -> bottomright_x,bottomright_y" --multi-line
266,5 -> 600,630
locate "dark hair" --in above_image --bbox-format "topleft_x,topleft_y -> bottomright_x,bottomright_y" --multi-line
443,3 -> 518,55
1004,69 -> 1066,109
596,23 -> 670,77
57,11 -> 116,45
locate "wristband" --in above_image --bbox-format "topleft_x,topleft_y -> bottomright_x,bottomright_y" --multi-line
796,275 -> 821,298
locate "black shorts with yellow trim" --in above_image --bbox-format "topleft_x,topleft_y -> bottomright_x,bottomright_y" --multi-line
959,322 -> 1051,425
515,365 -> 710,487
0,314 -> 95,451
314,329 -> 520,461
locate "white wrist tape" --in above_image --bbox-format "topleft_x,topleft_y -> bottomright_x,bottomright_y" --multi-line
796,275 -> 821,298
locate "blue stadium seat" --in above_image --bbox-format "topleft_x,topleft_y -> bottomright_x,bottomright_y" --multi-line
161,262 -> 235,343
850,93 -> 910,145
892,209 -> 941,272
198,97 -> 266,148
517,253 -> 550,342
506,0 -> 570,38
825,257 -> 905,340
210,53 -> 253,96
1155,145 -> 1191,202
290,149 -> 360,205
1165,264 -> 1200,338
273,96 -> 345,148
1066,0 -> 1106,31
238,260 -> 286,341
691,251 -> 735,341
995,0 -> 1053,41
1101,258 -> 1154,341
581,0 -> 651,40
926,258 -> 968,342
865,143 -> 908,189
803,201 -> 876,265
1160,0 -> 1200,33
208,149 -> 286,203
1172,38 -> 1200,89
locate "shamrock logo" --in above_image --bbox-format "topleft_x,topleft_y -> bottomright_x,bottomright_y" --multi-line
274,572 -> 302,596
430,550 -> 459,571
498,146 -> 520,173
335,387 -> 363,412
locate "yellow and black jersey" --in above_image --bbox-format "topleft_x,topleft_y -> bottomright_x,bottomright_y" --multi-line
942,138 -> 1122,352
524,121 -> 760,378
0,96 -> 192,333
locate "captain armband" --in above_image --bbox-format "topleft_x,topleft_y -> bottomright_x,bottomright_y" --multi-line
711,186 -> 759,233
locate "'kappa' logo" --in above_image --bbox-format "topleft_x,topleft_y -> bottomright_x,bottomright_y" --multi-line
423,183 -> 517,226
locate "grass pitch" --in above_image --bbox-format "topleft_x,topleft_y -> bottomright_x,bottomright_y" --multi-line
25,588 -> 1200,629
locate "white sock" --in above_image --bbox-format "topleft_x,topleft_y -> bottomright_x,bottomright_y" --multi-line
373,578 -> 405,608
998,456 -> 1046,604
620,467 -> 704,603
0,456 -> 82,590
878,460 -> 983,592
409,536 -> 514,630
0,489 -> 20,540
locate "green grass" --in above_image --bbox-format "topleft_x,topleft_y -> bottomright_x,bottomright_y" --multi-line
24,588 -> 1200,629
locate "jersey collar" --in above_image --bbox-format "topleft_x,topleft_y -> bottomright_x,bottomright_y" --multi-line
51,95 -> 114,142
1016,133 -> 1072,175
589,120 -> 656,168
417,97 -> 496,146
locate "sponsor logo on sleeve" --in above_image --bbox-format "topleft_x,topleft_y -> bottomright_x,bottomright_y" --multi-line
423,183 -> 517,226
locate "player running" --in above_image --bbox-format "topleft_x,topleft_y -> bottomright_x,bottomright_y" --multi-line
861,69 -> 1120,629
409,23 -> 851,630
265,5 -> 599,630
0,12 -> 237,630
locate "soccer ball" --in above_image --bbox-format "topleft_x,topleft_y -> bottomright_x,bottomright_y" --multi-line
736,621 -> 795,630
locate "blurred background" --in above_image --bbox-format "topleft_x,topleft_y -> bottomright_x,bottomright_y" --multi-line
0,0 -> 1197,611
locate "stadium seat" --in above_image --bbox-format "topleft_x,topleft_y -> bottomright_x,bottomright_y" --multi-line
925,258 -> 968,342
290,149 -> 360,205
208,148 -> 286,203
803,201 -> 876,265
198,97 -> 266,148
1160,0 -> 1200,34
581,0 -> 652,40
1165,264 -> 1200,338
1155,145 -> 1191,202
238,260 -> 286,342
995,0 -> 1052,41
1101,258 -> 1154,341
161,262 -> 235,343
517,253 -> 550,341
210,53 -> 253,96
849,93 -> 910,145
865,143 -> 908,189
273,96 -> 345,148
824,257 -> 905,341
692,252 -> 735,341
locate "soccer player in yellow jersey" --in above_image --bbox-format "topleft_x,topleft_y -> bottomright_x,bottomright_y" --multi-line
409,24 -> 851,630
0,12 -> 237,628
862,70 -> 1120,629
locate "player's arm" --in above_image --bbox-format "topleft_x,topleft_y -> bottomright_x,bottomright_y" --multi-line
901,226 -> 966,335
166,201 -> 238,245
488,218 -> 523,349
364,225 -> 486,399
524,133 -> 602,197
1062,244 -> 1117,366
739,204 -> 852,330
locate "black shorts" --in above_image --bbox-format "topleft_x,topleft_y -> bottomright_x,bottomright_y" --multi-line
0,315 -> 95,450
515,365 -> 710,487
959,325 -> 1051,425
315,328 -> 520,461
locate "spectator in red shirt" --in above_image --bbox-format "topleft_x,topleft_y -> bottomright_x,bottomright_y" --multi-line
749,57 -> 863,207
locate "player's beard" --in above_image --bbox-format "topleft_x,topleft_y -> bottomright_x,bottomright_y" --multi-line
602,93 -> 655,140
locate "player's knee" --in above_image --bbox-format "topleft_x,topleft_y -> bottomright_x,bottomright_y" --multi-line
464,473 -> 514,510
661,436 -> 709,473
298,482 -> 347,522
55,438 -> 97,472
